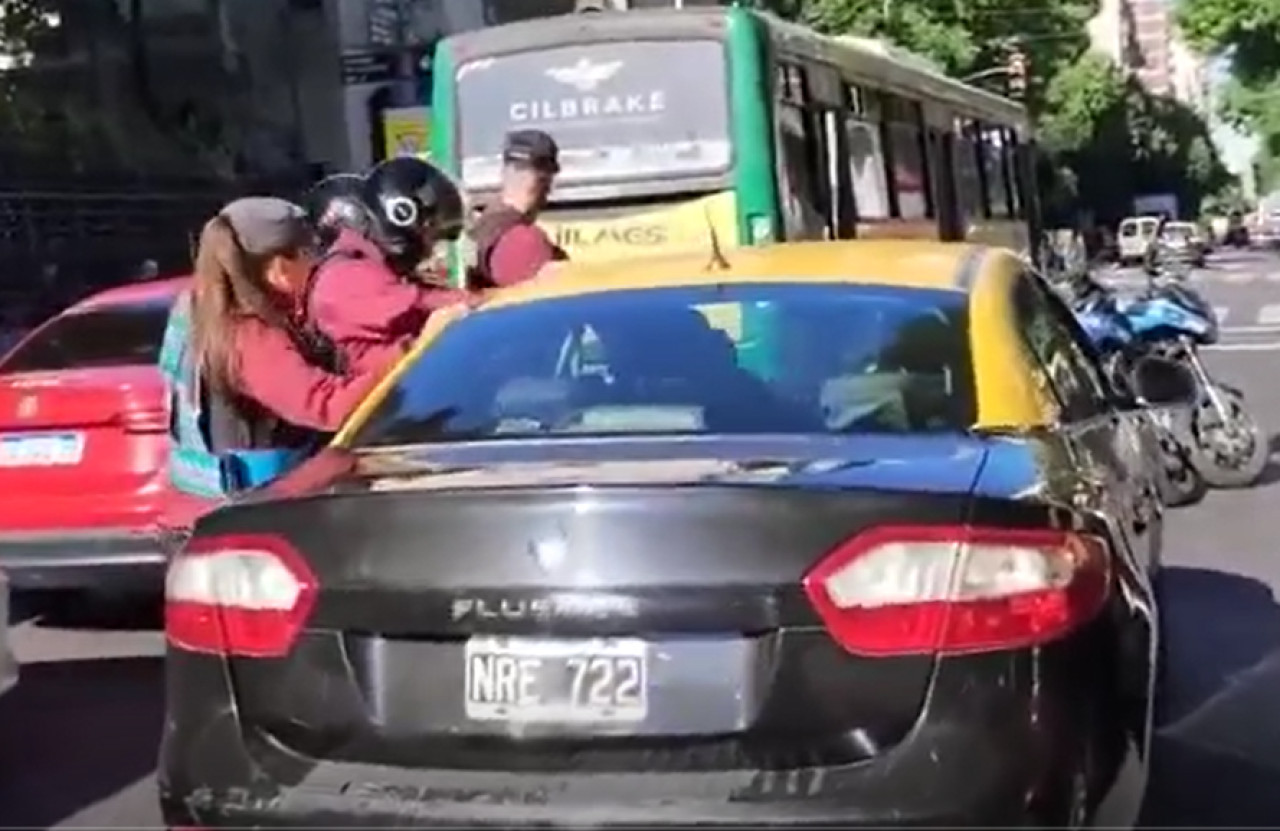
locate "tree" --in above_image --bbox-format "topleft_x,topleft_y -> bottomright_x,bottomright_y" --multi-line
0,0 -> 109,169
1038,53 -> 1128,152
0,0 -> 229,176
1179,0 -> 1280,88
1034,52 -> 1229,222
0,0 -> 59,61
764,0 -> 1100,108
1179,0 -> 1280,180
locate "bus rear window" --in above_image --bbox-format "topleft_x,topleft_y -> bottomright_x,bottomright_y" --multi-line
457,41 -> 731,188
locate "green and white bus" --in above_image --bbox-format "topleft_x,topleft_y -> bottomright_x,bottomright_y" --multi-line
431,4 -> 1040,277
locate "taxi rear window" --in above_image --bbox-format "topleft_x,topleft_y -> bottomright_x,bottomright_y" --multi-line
350,283 -> 977,447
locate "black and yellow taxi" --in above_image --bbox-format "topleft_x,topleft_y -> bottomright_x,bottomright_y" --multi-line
159,240 -> 1194,828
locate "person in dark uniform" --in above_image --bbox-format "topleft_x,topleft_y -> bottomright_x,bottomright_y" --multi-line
298,159 -> 473,375
467,129 -> 568,289
303,173 -> 375,250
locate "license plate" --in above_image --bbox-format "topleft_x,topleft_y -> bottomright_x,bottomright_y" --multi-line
464,637 -> 648,724
0,432 -> 85,467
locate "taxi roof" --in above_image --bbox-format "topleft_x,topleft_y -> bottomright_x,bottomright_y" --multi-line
482,240 -> 988,310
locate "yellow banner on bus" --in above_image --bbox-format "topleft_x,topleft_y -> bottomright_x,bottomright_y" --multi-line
540,190 -> 739,263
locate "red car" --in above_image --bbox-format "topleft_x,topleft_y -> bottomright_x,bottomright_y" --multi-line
0,277 -> 189,597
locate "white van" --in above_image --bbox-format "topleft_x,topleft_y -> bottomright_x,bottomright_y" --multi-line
1117,216 -> 1161,265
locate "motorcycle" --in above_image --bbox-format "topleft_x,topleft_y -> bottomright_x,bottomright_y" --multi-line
1131,268 -> 1267,488
1072,287 -> 1204,506
1073,267 -> 1268,489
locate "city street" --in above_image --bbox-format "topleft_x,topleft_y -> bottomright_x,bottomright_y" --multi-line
4,250 -> 1280,827
1100,247 -> 1280,353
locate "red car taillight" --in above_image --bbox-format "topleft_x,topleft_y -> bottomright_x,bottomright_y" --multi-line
164,534 -> 317,658
116,406 -> 169,434
803,525 -> 1110,657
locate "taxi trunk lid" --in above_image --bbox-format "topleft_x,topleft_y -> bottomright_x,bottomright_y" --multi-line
172,435 -> 990,774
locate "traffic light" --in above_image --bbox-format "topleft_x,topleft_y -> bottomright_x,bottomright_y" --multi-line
1007,48 -> 1028,98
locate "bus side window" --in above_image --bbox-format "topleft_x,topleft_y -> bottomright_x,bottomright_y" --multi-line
844,85 -> 891,223
813,64 -> 854,239
823,108 -> 857,238
953,118 -> 985,228
774,61 -> 828,240
980,125 -> 1013,219
1003,128 -> 1024,218
884,95 -> 932,220
928,115 -> 964,242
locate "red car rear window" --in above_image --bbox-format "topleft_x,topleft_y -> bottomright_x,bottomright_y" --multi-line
0,302 -> 171,373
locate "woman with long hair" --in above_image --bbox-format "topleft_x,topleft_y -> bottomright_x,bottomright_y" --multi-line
160,197 -> 399,508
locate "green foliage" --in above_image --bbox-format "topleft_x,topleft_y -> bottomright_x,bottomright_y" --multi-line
1034,56 -> 1229,221
1201,181 -> 1249,216
0,0 -> 174,173
1038,53 -> 1128,151
765,0 -> 1098,106
1178,0 -> 1280,86
0,0 -> 60,60
1179,0 -> 1280,177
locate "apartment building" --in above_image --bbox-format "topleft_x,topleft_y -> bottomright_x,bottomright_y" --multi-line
1087,0 -> 1174,96
1086,0 -> 1135,67
1130,0 -> 1173,95
1170,37 -> 1210,115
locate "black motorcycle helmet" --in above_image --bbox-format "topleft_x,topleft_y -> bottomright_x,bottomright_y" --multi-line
303,173 -> 375,249
363,157 -> 465,272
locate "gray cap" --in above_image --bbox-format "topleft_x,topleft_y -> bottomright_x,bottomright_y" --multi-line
218,197 -> 314,256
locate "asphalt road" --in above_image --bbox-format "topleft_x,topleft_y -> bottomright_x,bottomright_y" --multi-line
5,250 -> 1280,828
1100,246 -> 1280,353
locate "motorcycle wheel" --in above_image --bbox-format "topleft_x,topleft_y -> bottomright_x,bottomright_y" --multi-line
1191,386 -> 1270,488
1154,411 -> 1208,506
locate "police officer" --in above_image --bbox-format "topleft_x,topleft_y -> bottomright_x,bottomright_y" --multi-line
300,157 -> 472,374
468,129 -> 567,289
363,156 -> 467,277
304,172 -> 375,250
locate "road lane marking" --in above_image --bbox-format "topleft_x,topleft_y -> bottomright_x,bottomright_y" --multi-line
1205,341 -> 1280,352
1259,304 -> 1280,325
1221,324 -> 1280,333
1221,271 -> 1255,283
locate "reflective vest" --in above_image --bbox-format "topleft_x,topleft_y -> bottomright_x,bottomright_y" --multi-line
158,292 -> 312,499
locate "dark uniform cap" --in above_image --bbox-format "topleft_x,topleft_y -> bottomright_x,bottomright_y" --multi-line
502,129 -> 560,173
218,197 -> 315,256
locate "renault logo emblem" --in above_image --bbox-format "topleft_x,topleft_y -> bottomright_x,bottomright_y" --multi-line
16,395 -> 37,419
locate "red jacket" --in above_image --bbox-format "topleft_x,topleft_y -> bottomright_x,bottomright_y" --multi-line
308,229 -> 470,372
160,308 -> 398,533
488,223 -> 561,287
232,316 -> 396,433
